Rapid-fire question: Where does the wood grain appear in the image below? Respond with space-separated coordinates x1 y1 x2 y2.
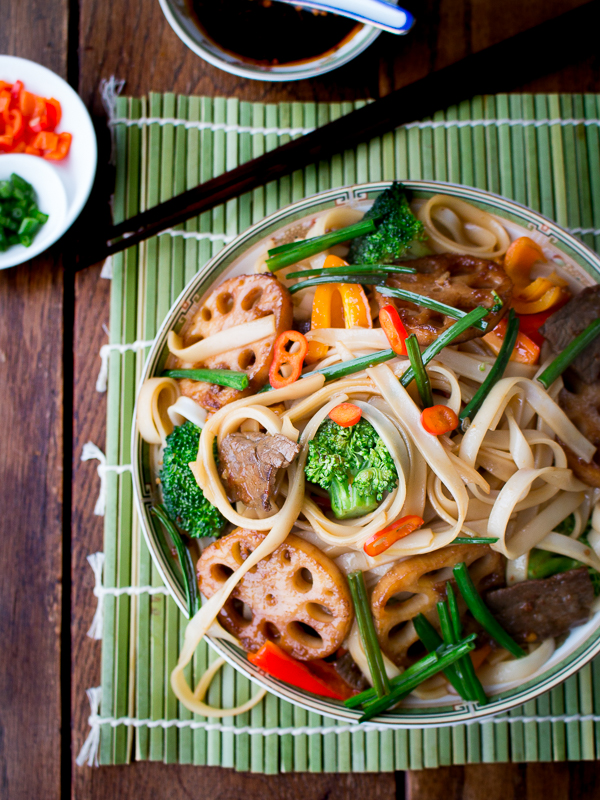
405 762 599 800
0 5 68 799
73 763 399 800
0 257 65 799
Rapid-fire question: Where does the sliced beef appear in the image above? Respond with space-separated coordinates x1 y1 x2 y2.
333 651 370 692
540 285 600 383
484 568 594 644
558 379 600 488
219 431 300 511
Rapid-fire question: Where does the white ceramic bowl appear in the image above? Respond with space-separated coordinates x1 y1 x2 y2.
133 181 600 727
0 56 97 268
0 154 68 269
158 0 382 81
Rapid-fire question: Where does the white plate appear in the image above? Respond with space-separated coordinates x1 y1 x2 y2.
0 55 97 269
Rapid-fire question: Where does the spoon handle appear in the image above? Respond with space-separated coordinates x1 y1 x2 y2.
274 0 414 35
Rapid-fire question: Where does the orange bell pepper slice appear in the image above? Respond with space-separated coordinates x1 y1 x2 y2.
44 131 72 160
483 316 540 364
504 236 545 288
306 255 372 363
512 285 568 315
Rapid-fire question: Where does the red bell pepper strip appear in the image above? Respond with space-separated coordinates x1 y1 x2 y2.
363 515 424 557
329 403 362 427
421 404 459 436
248 641 347 700
269 330 308 390
379 303 409 356
516 303 567 348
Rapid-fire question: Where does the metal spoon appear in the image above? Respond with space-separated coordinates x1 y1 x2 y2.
274 0 415 35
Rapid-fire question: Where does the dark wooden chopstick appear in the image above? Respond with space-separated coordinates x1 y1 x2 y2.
86 0 599 267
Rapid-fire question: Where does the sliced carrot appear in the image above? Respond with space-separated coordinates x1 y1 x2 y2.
421 405 459 436
483 317 540 364
329 402 362 427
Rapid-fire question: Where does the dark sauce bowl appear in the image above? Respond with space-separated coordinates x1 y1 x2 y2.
159 0 381 81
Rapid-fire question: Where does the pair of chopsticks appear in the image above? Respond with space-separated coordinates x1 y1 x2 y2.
85 0 599 268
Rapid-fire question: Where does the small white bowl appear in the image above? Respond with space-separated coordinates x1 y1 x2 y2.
0 55 98 269
159 0 382 82
0 154 68 270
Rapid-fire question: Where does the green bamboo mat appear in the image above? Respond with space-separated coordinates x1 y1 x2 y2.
93 92 600 770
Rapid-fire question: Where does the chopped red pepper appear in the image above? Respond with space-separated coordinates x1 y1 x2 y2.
304 659 358 701
379 303 409 356
483 316 540 364
0 79 71 159
516 303 567 348
269 330 308 390
364 515 424 557
328 402 362 427
248 641 347 700
421 404 459 436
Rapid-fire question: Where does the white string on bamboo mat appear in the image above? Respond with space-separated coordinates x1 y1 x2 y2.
80 442 132 515
107 115 600 135
96 339 155 392
75 683 600 767
85 552 170 640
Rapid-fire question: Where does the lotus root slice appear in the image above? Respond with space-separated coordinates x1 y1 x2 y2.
370 544 504 666
197 528 354 661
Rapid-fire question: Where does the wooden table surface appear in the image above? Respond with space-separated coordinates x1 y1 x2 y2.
1 0 599 797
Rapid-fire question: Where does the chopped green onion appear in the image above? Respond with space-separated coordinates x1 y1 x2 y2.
452 537 499 545
436 601 473 700
405 334 433 408
413 614 467 698
537 318 600 389
289 274 386 295
344 649 441 710
347 571 390 699
490 290 503 313
378 286 488 332
151 505 199 618
266 219 377 271
446 583 488 705
285 264 417 280
459 309 519 428
308 348 396 382
356 637 477 722
453 562 526 658
162 368 250 390
400 306 489 389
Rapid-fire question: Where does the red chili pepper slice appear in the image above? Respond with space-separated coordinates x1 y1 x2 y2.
248 641 347 700
328 402 362 427
379 304 409 356
364 515 424 557
421 405 459 436
269 330 308 390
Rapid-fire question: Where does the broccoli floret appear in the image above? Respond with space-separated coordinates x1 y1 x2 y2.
305 418 398 519
348 182 429 265
160 420 227 538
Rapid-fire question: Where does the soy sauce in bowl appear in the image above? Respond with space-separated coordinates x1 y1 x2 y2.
187 0 362 66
